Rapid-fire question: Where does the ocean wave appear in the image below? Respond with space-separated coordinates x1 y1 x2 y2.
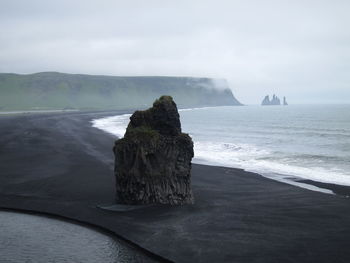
178 106 229 112
194 141 350 186
92 112 350 187
91 114 130 138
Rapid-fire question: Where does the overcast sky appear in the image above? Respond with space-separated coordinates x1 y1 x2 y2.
1 0 349 104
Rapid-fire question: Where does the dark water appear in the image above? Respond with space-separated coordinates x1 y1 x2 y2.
180 104 350 187
0 211 155 263
93 104 350 189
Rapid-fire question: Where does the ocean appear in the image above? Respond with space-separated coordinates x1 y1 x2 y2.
92 104 350 192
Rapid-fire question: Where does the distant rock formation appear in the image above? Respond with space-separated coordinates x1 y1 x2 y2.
261 94 282 106
283 96 288 106
271 95 281 105
113 96 194 205
262 95 271 105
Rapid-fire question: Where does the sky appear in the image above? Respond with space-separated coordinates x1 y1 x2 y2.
0 0 349 104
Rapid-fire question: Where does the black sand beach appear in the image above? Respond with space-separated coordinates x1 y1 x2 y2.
1 111 350 262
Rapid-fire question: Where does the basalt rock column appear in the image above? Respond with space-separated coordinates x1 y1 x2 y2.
113 96 194 205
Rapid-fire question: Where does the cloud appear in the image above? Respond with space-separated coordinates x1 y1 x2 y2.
0 0 349 104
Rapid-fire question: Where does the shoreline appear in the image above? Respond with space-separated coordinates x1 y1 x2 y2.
1 111 350 262
0 207 170 262
91 111 350 197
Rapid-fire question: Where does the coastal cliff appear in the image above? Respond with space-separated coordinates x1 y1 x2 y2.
0 72 242 110
113 96 194 205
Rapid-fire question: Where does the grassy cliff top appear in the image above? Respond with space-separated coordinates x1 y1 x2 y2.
0 72 242 111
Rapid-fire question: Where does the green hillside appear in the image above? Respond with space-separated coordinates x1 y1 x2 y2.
0 72 242 111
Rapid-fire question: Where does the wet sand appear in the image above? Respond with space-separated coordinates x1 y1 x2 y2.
1 111 350 262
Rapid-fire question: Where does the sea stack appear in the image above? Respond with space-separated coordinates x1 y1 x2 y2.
113 96 194 205
262 95 271 105
261 94 282 106
283 96 288 106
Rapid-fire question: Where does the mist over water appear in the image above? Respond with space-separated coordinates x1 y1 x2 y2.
92 105 350 188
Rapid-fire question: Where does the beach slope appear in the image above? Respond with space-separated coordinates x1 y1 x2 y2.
1 112 350 262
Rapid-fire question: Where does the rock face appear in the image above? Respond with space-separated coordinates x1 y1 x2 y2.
283 96 288 106
262 95 271 105
0 72 243 111
271 95 281 105
113 96 194 205
261 94 281 106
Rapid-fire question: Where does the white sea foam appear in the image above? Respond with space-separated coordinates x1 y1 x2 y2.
193 140 350 187
91 107 219 136
178 106 219 112
91 114 130 138
91 105 350 191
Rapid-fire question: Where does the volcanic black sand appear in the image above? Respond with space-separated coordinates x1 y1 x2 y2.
1 111 350 263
